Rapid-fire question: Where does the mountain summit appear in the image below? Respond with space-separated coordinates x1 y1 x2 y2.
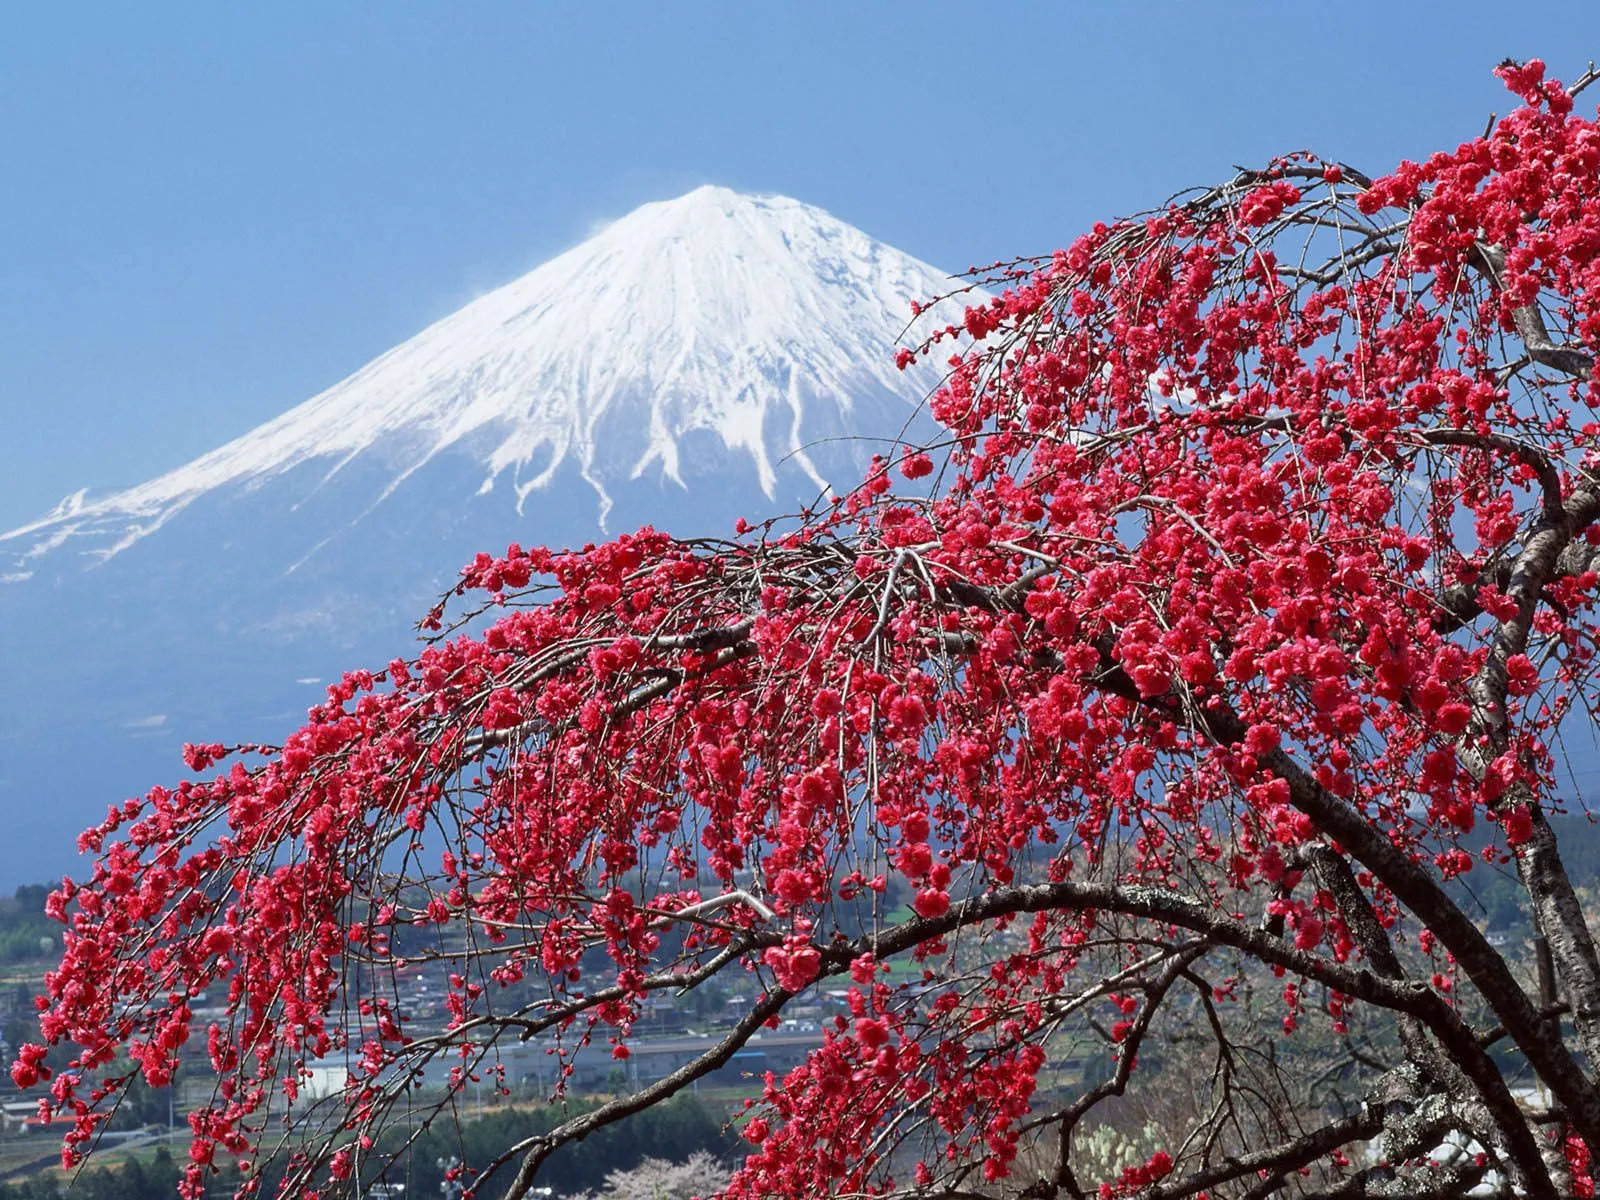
0 188 971 880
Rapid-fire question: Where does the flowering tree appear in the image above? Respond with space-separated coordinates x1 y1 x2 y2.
576 1151 731 1200
23 58 1600 1200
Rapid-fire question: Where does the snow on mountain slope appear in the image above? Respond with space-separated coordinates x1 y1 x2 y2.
3 186 966 569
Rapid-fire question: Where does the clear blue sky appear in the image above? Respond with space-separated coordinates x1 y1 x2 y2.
3 3 1596 530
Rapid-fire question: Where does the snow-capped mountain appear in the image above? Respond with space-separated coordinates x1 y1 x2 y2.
5 186 957 568
0 186 970 882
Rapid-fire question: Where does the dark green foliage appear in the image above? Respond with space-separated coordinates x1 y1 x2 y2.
0 887 59 966
0 1147 182 1200
0 1095 734 1199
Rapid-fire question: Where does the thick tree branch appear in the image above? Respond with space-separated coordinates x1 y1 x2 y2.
1461 479 1600 1072
1469 242 1595 378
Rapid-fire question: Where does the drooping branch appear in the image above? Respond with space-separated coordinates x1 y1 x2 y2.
1141 1106 1385 1200
491 987 794 1200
